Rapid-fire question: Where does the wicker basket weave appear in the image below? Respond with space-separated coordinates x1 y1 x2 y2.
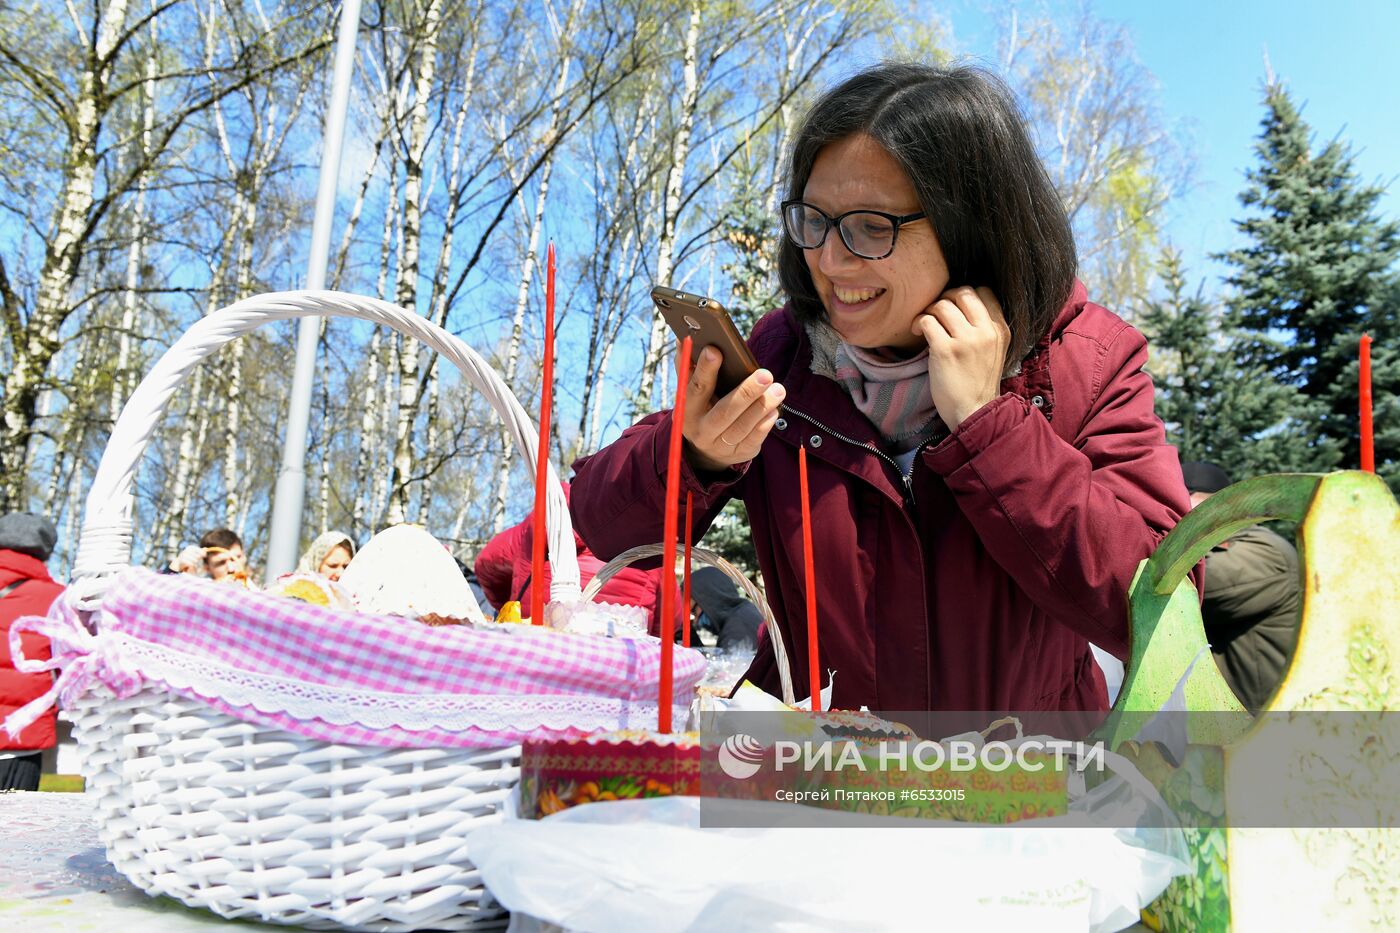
58 291 625 931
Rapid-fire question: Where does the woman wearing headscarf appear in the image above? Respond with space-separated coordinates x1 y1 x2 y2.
297 531 356 582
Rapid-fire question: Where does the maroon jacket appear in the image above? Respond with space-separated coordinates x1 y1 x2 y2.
476 488 683 635
1 550 64 750
571 282 1193 712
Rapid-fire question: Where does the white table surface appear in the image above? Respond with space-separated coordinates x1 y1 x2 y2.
0 791 285 931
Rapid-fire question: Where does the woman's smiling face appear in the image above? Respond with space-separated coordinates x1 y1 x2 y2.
801 133 950 351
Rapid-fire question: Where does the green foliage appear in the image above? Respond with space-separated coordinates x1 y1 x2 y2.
701 498 759 579
719 197 781 335
876 1 952 64
1218 81 1400 483
1140 249 1333 481
995 9 1184 313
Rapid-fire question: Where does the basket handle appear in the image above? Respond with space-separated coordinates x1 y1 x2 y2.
1101 473 1325 732
73 290 579 605
1142 473 1323 595
581 543 795 706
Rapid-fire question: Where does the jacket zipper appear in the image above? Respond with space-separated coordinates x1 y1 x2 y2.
777 401 940 711
779 403 943 506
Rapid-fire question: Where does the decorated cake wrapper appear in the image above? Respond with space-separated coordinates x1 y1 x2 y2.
698 688 1069 824
520 730 703 818
520 726 1092 827
523 699 1074 826
813 742 1070 823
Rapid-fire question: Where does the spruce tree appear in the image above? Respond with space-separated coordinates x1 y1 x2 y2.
1219 80 1399 480
1140 249 1323 480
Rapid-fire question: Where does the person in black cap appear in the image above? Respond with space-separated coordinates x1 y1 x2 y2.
689 567 762 653
1182 461 1302 712
0 513 66 790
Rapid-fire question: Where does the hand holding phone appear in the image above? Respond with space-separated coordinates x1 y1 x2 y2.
651 286 785 471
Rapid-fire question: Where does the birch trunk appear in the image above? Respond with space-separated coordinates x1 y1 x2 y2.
351 148 401 534
110 29 158 424
486 0 584 533
636 0 702 410
316 317 331 535
40 320 98 512
223 182 259 530
60 445 86 577
487 150 558 534
417 363 441 524
0 0 130 509
161 228 235 555
448 466 479 553
370 333 400 528
351 328 385 535
415 43 478 526
385 0 445 527
161 363 210 556
587 335 617 454
576 74 659 452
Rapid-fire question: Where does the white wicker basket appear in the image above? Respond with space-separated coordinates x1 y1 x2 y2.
62 291 592 931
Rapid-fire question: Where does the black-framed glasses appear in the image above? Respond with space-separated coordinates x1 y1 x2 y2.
780 199 926 260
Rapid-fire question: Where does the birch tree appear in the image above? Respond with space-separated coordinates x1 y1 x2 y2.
384 0 445 526
202 0 318 529
0 0 330 511
630 0 875 410
998 7 1188 310
482 0 587 533
635 0 703 409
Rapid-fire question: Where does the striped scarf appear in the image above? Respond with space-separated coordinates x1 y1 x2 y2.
805 320 942 453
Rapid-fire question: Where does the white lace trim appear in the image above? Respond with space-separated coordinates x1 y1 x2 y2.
113 634 687 734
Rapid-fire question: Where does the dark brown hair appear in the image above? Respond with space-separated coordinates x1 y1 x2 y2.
777 62 1076 363
199 528 243 552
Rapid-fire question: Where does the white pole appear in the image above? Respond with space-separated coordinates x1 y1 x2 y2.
265 0 362 583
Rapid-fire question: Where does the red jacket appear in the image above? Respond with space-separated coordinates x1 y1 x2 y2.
1 550 64 750
571 283 1194 712
475 499 682 635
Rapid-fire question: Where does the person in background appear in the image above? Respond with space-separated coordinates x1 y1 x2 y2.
689 566 762 652
296 531 356 582
475 484 683 635
200 528 248 584
1182 461 1302 713
0 513 65 791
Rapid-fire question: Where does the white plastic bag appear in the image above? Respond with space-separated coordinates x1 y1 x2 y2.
469 785 1188 933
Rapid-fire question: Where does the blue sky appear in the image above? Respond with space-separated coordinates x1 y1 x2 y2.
936 0 1400 292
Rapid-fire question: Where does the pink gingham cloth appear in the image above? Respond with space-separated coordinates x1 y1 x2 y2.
4 568 705 748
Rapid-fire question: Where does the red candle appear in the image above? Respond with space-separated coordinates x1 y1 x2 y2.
682 492 694 648
658 337 692 732
1361 334 1374 473
530 242 557 625
799 445 819 712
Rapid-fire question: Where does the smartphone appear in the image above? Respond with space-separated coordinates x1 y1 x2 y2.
651 285 759 397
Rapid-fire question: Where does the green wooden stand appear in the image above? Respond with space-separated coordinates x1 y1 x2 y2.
1097 472 1400 930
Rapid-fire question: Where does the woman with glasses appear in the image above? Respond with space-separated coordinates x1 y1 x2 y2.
570 62 1193 714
